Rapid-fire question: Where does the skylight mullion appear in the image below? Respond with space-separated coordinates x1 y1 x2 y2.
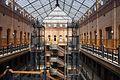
23 0 38 9
30 0 55 15
49 0 53 10
74 0 89 8
73 0 86 19
38 0 48 16
63 0 65 11
68 0 74 15
27 0 43 19
59 0 84 15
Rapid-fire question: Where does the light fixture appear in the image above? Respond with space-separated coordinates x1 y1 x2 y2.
111 30 113 34
12 32 15 36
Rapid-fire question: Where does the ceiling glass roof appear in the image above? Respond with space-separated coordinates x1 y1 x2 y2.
15 0 96 22
43 7 72 24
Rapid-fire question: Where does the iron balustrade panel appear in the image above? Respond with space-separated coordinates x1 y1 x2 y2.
0 44 29 56
81 44 119 65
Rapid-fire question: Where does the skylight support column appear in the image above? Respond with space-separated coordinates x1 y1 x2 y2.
49 0 52 10
96 0 99 46
63 0 65 11
56 0 59 7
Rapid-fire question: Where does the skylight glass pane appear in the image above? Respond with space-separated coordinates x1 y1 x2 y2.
32 0 42 9
73 1 80 10
16 0 29 7
37 8 45 14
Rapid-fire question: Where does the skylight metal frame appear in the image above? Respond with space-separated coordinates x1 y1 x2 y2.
15 0 96 21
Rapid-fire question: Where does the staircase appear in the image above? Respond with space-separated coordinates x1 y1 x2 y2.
50 68 64 78
50 57 64 66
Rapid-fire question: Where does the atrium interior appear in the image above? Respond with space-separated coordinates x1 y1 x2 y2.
0 0 120 80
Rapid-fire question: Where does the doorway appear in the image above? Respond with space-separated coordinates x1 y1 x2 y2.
24 32 26 44
27 33 30 44
90 32 92 45
94 31 97 45
14 30 17 46
99 29 102 46
20 31 22 44
7 29 10 47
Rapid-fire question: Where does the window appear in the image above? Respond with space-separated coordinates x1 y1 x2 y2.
90 32 92 44
54 35 56 41
48 35 50 41
106 27 112 40
107 31 112 39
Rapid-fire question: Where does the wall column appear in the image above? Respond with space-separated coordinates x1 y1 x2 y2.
113 0 117 48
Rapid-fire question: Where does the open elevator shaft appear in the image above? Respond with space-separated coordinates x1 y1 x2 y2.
66 21 81 80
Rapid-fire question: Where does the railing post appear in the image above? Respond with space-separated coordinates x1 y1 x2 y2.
102 44 104 58
2 47 4 55
118 45 120 64
93 44 94 54
10 43 13 53
112 50 114 63
87 43 88 51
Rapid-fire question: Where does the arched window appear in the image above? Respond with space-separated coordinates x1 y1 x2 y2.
24 32 26 44
20 31 22 44
90 32 92 44
13 30 17 46
94 31 97 45
99 29 102 45
54 35 56 41
7 29 10 46
48 35 50 41
27 33 30 44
